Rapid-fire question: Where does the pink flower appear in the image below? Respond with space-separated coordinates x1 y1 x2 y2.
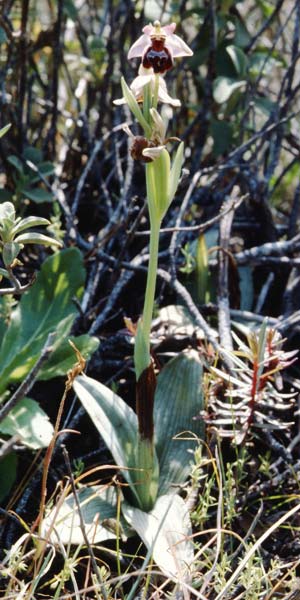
128 21 193 74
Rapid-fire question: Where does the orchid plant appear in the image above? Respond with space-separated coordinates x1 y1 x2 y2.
43 22 204 581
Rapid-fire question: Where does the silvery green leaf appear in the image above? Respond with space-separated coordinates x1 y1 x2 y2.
122 494 194 578
0 397 53 449
154 349 204 495
0 202 15 220
169 141 184 207
11 216 50 237
0 268 9 279
120 78 152 138
73 375 159 511
13 232 63 247
43 485 130 545
73 375 142 508
2 242 22 267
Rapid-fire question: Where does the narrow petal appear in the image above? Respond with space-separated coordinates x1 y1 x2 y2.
167 33 193 57
128 33 151 59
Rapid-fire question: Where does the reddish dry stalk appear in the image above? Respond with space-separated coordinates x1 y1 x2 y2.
135 361 156 440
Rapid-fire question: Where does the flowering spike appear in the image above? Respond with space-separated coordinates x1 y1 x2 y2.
128 21 193 73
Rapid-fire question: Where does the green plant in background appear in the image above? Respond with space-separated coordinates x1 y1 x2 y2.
44 21 205 580
188 0 285 158
1 146 55 206
0 201 61 293
0 248 99 500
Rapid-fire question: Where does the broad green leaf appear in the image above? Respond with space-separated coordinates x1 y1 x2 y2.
122 494 194 577
7 315 74 383
25 161 55 184
226 45 248 77
211 119 234 157
2 242 22 266
73 374 159 511
43 485 130 545
14 232 62 247
232 16 251 48
0 397 53 449
7 155 24 174
37 335 99 381
0 452 17 502
73 375 142 508
154 350 204 495
0 248 85 394
23 188 54 203
0 267 9 279
169 142 184 207
22 146 43 164
213 77 246 104
63 0 79 20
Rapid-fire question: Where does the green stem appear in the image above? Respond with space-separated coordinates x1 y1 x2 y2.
153 74 159 110
143 82 152 132
142 216 160 346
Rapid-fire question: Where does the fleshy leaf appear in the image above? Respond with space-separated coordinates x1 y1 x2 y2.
0 397 54 449
73 374 159 511
154 349 204 495
122 494 194 578
11 216 51 236
14 232 62 247
2 242 22 267
43 485 130 545
73 375 141 507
